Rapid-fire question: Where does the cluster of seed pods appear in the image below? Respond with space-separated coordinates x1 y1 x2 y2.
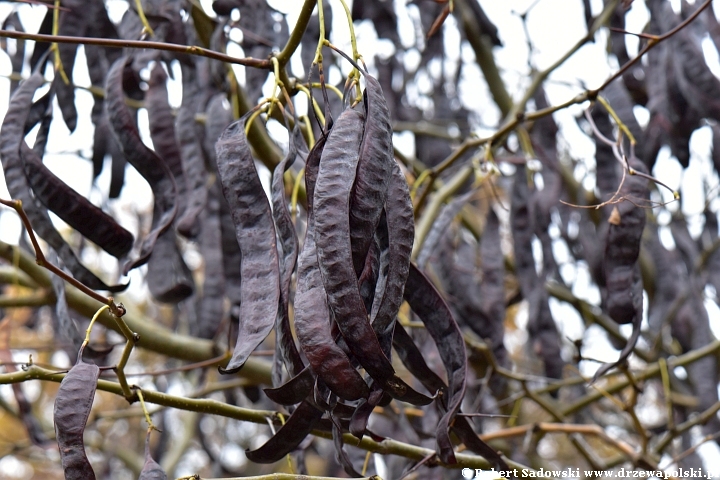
212 59 509 471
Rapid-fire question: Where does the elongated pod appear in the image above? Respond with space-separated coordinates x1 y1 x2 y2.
53 350 100 480
214 112 281 374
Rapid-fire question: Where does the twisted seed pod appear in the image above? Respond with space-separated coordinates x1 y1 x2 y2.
245 400 324 463
105 57 178 273
1 68 125 291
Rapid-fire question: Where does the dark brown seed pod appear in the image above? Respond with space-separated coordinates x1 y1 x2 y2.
403 264 467 464
392 323 510 471
53 349 100 480
479 208 509 372
370 160 413 357
139 430 167 480
264 367 314 405
245 400 324 463
331 410 362 477
214 113 281 374
358 238 381 317
21 143 134 259
349 383 385 439
220 194 243 313
175 74 208 238
1 13 25 94
291 110 368 401
314 107 430 405
146 63 188 217
1 69 126 292
146 230 194 303
348 75 394 276
53 0 86 132
193 183 226 340
145 64 196 302
105 57 178 274
271 122 306 383
594 158 649 381
294 213 369 401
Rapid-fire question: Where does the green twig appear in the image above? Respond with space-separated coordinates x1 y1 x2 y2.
0 365 528 471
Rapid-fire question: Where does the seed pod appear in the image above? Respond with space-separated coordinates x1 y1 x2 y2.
1 13 25 95
403 264 467 464
314 107 430 404
53 0 86 132
359 238 381 320
203 93 234 172
594 159 648 380
146 230 194 303
331 410 362 477
86 43 110 178
591 103 620 222
214 113 281 374
291 109 368 400
193 183 226 340
29 10 53 70
348 76 394 276
175 74 208 238
479 208 509 374
53 349 100 480
603 162 648 325
139 431 167 480
245 400 324 463
264 367 314 405
271 122 306 383
145 63 196 303
416 190 474 269
370 161 413 357
21 143 134 259
1 69 126 292
392 323 510 471
511 165 563 381
146 63 188 217
294 213 369 401
105 57 178 273
219 194 243 314
349 383 385 439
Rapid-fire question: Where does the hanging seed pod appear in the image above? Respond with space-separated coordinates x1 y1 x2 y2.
214 112 281 374
139 430 167 480
53 347 100 480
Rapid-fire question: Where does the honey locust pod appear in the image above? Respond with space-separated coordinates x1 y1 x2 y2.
1 64 127 292
271 115 306 384
593 158 649 381
53 347 100 480
214 111 281 374
294 108 370 401
313 104 431 405
139 430 167 480
105 57 179 274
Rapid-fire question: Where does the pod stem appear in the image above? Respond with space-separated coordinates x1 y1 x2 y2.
0 198 127 317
